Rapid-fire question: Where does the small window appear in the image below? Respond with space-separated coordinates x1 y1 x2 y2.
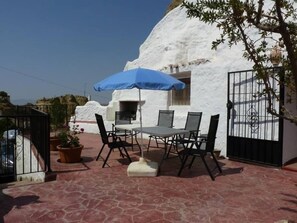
171 72 191 105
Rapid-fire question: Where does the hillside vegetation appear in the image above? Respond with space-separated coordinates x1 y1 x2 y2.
36 95 87 107
166 0 183 14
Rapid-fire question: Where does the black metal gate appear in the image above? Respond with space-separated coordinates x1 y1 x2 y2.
227 68 283 166
0 107 51 183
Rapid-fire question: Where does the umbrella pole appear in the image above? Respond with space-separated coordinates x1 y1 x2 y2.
138 89 144 158
127 89 158 177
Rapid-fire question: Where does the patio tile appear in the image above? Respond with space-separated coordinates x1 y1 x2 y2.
1 133 297 223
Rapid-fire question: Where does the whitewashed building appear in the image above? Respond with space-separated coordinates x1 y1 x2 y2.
74 2 297 166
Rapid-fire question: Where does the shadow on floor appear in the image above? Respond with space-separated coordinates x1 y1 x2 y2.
0 183 40 223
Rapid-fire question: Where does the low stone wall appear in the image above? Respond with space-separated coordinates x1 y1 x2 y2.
15 135 45 182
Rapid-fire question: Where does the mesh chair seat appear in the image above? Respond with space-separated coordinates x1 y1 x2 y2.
113 111 132 138
147 110 174 151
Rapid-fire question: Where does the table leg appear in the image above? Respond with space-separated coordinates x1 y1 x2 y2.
158 137 169 170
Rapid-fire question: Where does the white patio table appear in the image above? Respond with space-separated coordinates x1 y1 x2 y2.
115 124 189 169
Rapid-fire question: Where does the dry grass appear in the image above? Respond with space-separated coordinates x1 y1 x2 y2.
166 0 183 14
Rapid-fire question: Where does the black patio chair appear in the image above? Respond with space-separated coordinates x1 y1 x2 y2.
112 111 140 151
95 113 132 168
147 110 174 152
112 111 132 139
114 111 132 125
167 112 202 158
177 114 222 181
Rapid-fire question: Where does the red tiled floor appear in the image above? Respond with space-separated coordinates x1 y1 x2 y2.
1 133 297 223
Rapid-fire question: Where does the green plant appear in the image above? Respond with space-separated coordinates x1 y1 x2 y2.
58 124 84 148
50 98 67 136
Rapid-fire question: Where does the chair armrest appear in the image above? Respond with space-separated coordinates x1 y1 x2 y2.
106 129 130 142
106 130 119 141
198 134 207 139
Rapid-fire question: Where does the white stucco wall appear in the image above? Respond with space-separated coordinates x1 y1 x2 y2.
73 100 112 133
16 136 45 182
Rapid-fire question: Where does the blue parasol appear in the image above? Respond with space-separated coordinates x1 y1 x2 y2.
93 67 185 158
93 67 185 91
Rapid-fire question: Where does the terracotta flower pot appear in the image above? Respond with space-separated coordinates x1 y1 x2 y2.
57 145 84 163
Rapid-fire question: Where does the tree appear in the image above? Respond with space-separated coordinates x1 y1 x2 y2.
49 98 67 136
182 0 297 125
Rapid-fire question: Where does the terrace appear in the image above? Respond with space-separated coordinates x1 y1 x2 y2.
1 132 297 222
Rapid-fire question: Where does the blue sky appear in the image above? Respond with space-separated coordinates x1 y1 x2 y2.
0 0 172 104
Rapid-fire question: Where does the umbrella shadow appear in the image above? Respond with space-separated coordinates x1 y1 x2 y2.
127 149 245 179
117 157 137 165
0 184 40 223
53 158 91 173
218 166 244 176
166 164 244 179
163 156 244 179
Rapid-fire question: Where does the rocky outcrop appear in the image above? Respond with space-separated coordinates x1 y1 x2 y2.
36 94 88 117
166 0 183 14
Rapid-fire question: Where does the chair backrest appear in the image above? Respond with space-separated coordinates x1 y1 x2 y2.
184 112 202 138
157 110 174 127
115 111 131 125
95 113 109 144
205 114 220 152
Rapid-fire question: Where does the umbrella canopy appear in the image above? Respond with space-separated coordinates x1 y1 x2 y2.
93 67 185 159
93 68 185 91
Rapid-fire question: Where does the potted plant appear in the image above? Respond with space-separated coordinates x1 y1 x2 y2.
57 124 84 163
